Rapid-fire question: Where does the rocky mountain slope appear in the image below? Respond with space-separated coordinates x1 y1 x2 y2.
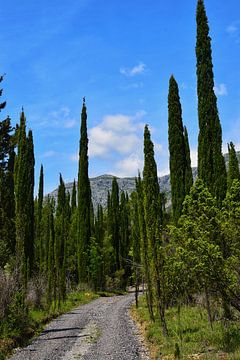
49 151 236 211
50 169 198 211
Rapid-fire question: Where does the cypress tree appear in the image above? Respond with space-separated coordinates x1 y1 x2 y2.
0 76 15 264
45 197 55 305
136 175 154 320
55 174 67 305
15 110 28 284
119 191 130 289
0 118 15 264
94 204 104 289
168 75 187 223
25 130 35 275
184 126 193 195
36 165 44 270
196 0 227 202
227 142 240 191
130 190 141 308
143 125 168 336
77 98 91 282
110 177 120 271
71 179 77 211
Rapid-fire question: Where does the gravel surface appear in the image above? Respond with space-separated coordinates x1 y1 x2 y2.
9 293 149 360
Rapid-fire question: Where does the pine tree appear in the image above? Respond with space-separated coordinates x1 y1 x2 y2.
196 0 227 202
227 142 240 191
143 125 168 335
77 98 91 282
168 76 187 223
183 126 193 195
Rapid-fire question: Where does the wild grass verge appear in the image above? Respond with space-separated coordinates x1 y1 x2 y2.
0 290 99 360
131 295 240 359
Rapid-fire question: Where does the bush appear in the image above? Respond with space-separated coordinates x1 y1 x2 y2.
0 268 17 320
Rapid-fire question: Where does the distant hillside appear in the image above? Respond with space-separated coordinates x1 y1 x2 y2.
49 151 237 210
49 169 198 211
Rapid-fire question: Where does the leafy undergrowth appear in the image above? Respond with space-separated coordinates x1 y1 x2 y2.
132 296 240 359
0 290 99 360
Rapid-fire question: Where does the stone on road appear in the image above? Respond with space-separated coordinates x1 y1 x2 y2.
9 293 149 360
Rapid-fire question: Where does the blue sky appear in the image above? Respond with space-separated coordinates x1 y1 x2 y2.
1 0 240 193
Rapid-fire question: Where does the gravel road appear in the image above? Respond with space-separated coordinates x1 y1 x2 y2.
9 293 149 360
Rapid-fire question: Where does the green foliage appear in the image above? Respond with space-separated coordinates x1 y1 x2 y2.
168 76 189 224
143 125 168 335
55 174 69 305
136 174 154 321
77 98 91 282
15 110 35 284
196 0 227 203
71 179 77 211
169 180 219 293
133 296 240 358
0 291 31 339
183 126 193 196
0 79 15 266
88 237 102 291
227 142 240 191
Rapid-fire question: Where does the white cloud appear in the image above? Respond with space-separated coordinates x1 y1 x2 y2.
120 62 147 77
155 143 163 155
114 154 144 177
42 150 57 158
64 119 77 128
70 153 78 162
40 107 77 129
89 111 146 158
226 24 238 34
190 148 198 168
214 83 227 96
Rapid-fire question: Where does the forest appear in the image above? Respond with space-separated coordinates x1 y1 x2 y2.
1 0 240 358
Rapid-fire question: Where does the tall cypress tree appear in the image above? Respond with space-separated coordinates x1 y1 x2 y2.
110 177 120 271
71 179 77 211
196 0 227 202
77 98 91 282
130 190 141 308
36 165 44 270
15 110 28 284
119 191 130 288
143 125 168 336
26 130 35 274
136 175 154 320
227 142 240 191
184 126 193 195
55 174 67 305
168 75 187 223
0 76 15 264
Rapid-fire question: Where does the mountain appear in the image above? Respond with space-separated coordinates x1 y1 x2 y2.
49 169 198 211
49 151 236 211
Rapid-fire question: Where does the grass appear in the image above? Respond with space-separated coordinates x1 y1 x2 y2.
132 295 240 359
0 290 99 359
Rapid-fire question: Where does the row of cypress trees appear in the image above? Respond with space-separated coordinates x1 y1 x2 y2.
1 0 240 340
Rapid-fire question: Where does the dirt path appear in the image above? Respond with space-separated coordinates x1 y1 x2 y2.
9 293 149 360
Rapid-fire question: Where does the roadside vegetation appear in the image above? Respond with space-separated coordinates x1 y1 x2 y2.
1 0 240 359
133 296 240 359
